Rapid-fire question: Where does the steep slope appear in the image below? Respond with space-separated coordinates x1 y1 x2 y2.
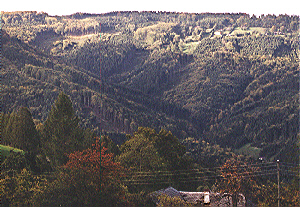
2 11 299 162
2 29 198 141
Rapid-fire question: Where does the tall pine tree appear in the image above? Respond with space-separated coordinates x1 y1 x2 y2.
42 92 84 167
3 112 17 146
3 108 40 153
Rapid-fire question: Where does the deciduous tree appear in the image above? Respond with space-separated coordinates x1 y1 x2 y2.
35 137 130 207
118 127 190 172
216 155 259 207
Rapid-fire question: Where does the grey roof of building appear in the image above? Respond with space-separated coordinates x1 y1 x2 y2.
151 187 246 207
150 186 185 204
155 186 184 199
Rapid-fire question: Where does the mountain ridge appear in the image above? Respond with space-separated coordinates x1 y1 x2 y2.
2 11 299 162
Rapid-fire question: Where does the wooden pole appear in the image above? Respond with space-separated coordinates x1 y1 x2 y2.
277 160 280 207
99 134 102 201
99 22 102 203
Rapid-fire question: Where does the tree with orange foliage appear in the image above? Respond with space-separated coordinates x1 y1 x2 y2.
216 155 259 207
64 137 129 206
65 137 125 186
34 138 132 207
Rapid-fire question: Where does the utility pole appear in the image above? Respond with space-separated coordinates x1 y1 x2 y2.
277 160 280 207
99 22 102 204
99 134 102 202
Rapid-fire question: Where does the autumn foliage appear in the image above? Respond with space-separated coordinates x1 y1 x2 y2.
32 137 131 206
64 137 126 190
216 155 259 207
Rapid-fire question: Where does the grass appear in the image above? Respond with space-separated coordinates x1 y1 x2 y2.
235 143 262 159
231 27 252 35
230 27 268 36
0 144 24 159
249 27 268 34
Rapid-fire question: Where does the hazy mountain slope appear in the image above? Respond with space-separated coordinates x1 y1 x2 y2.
2 11 299 162
2 29 197 141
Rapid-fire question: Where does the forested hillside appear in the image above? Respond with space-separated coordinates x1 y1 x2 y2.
1 11 300 205
2 11 299 163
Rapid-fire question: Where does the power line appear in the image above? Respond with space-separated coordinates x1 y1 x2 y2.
127 162 277 176
280 162 300 167
126 168 277 179
127 168 278 180
127 168 277 179
122 161 300 186
124 168 279 183
124 171 279 185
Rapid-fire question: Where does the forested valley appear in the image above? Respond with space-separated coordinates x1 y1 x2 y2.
1 11 299 206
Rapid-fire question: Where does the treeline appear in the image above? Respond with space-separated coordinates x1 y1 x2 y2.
2 11 299 42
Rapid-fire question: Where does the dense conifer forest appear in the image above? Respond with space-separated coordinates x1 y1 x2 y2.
1 11 299 206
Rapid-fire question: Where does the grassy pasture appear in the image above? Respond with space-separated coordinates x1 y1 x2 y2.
1 144 24 160
230 27 268 36
235 143 262 159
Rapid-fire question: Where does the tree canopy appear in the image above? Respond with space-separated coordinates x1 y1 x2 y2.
42 92 87 167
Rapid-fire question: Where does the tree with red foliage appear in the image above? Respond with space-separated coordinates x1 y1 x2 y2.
63 137 129 206
65 137 126 192
34 138 133 207
216 155 259 207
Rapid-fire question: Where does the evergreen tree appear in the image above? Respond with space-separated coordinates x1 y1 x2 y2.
3 108 40 153
17 107 40 152
4 112 15 145
2 112 15 146
42 92 84 167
